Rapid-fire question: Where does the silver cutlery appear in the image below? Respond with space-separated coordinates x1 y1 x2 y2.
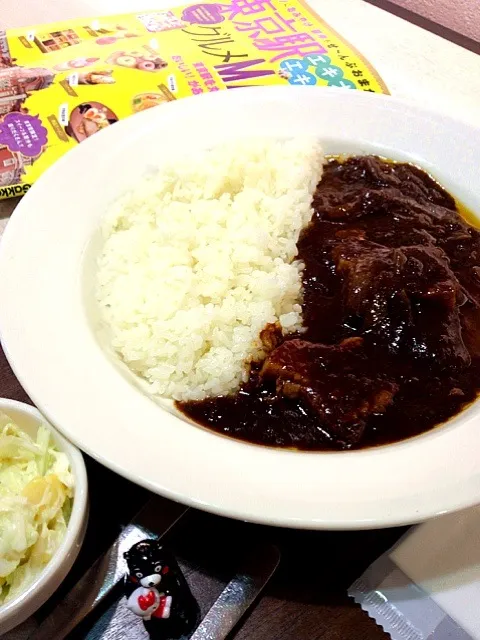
32 496 188 640
190 544 280 640
32 495 280 640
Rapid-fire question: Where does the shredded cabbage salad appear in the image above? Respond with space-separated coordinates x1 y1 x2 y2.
0 412 74 604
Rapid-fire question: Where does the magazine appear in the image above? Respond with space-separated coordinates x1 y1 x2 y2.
0 1 387 199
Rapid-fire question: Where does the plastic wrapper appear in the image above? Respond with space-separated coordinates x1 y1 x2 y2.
349 507 480 640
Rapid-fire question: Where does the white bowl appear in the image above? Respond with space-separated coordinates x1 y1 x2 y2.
1 86 480 529
0 399 88 635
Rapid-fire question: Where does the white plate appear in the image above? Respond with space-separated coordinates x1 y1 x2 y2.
1 86 480 530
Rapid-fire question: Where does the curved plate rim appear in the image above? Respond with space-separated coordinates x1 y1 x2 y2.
1 86 480 529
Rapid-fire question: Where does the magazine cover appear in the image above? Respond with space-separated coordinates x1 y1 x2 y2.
0 1 388 199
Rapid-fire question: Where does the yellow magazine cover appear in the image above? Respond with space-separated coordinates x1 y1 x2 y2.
0 1 387 199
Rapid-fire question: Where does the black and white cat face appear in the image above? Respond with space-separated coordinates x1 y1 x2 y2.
124 539 170 588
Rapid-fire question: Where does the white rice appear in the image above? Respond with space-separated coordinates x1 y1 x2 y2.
96 138 325 401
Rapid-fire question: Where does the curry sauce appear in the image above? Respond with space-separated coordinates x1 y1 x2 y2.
178 156 480 450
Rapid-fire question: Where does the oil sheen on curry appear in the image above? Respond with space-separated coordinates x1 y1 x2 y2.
178 156 480 451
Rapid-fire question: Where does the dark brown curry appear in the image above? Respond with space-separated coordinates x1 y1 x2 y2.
178 156 480 450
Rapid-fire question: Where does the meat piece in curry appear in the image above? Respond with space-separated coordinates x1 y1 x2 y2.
332 236 470 368
260 336 398 447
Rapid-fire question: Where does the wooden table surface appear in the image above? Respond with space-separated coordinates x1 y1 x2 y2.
2 0 480 637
